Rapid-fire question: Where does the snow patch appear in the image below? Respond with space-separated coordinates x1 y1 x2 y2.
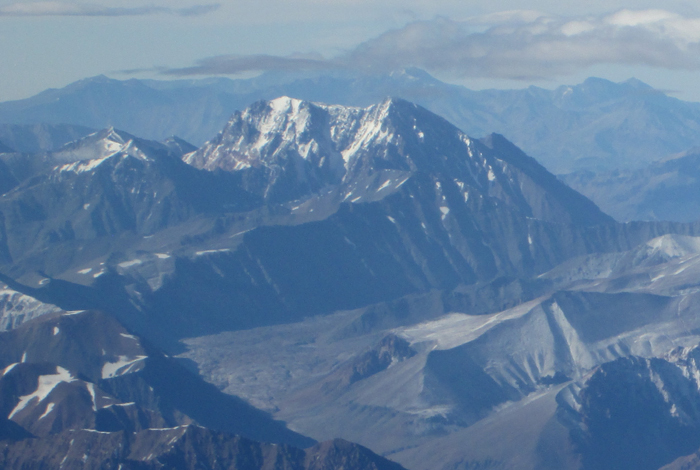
118 259 142 269
39 403 55 420
63 310 86 316
195 248 231 256
340 110 392 166
59 155 111 174
101 356 147 379
229 228 253 239
53 326 60 336
396 176 410 188
2 363 18 376
646 235 700 258
377 180 392 191
77 268 92 275
9 367 75 419
105 402 136 408
86 383 97 411
398 299 541 350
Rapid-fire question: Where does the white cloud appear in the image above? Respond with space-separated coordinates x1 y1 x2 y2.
158 9 700 80
0 1 220 17
163 54 340 76
604 9 677 27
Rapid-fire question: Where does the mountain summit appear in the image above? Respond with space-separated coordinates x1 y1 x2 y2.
185 96 613 226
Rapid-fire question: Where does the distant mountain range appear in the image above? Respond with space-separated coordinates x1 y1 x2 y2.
562 148 700 222
2 95 700 469
3 71 700 173
0 123 95 153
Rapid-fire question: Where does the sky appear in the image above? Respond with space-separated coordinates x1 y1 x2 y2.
3 0 700 102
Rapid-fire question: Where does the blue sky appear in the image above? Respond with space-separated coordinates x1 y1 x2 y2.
3 0 700 101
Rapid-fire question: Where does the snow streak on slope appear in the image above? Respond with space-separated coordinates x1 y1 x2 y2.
101 355 147 379
9 366 75 419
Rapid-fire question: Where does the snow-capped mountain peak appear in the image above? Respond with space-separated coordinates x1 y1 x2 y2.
645 234 700 259
48 127 173 176
182 97 405 202
52 127 136 163
181 96 611 227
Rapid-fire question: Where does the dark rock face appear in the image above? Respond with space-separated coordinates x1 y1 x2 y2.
347 335 416 385
304 438 407 470
0 310 313 448
316 334 417 395
0 306 413 469
559 347 700 470
0 428 406 470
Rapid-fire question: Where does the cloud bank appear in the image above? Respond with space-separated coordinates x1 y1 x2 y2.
165 54 339 76
0 2 220 17
160 9 700 80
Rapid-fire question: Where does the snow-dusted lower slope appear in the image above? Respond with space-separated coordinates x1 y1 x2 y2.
180 233 700 470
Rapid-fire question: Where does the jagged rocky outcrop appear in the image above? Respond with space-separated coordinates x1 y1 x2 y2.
0 308 407 470
0 429 406 470
0 284 64 331
557 345 700 470
0 310 312 448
